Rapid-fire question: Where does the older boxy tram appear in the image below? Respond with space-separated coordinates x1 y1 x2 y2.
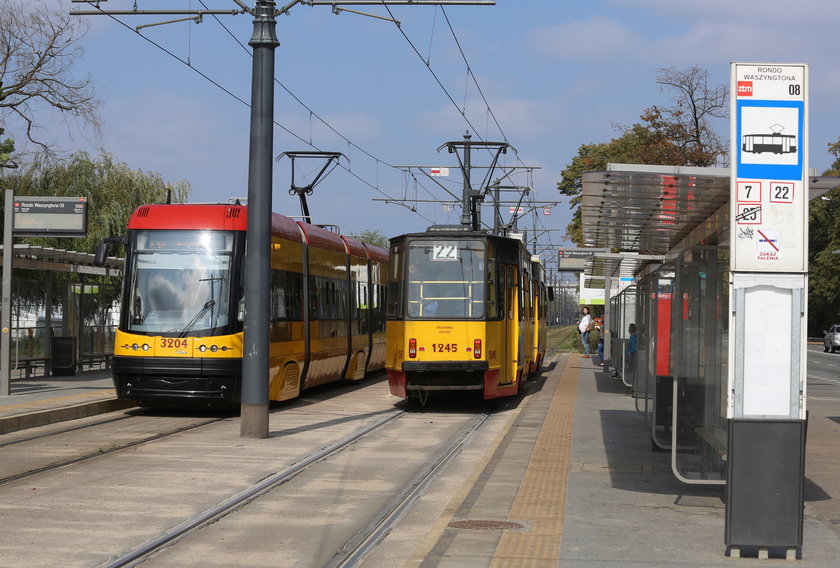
384 226 548 403
99 203 387 407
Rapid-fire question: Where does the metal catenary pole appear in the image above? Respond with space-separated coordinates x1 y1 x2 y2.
0 189 12 396
241 0 281 438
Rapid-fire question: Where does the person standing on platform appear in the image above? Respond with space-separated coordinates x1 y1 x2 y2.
625 323 638 379
578 306 594 358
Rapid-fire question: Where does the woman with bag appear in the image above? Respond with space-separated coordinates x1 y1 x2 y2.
578 306 594 358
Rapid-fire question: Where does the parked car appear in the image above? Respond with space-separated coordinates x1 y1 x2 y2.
824 324 840 352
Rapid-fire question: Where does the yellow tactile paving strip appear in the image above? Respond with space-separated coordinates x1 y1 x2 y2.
490 354 578 567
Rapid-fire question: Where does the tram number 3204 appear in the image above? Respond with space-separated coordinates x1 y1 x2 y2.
161 338 190 349
432 343 458 353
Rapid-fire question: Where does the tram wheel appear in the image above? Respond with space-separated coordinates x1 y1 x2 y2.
406 390 429 409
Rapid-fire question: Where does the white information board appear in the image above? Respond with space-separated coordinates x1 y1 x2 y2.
730 63 808 272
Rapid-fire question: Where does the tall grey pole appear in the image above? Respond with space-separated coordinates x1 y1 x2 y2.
1 189 12 396
241 0 279 438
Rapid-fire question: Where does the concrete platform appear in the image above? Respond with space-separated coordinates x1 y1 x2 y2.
1 355 839 565
0 369 134 434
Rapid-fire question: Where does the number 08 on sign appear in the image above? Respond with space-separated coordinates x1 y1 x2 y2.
731 62 808 272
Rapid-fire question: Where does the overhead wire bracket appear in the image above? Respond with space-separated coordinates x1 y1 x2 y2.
277 151 346 224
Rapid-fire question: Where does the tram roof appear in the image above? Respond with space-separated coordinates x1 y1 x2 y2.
0 244 122 277
580 163 840 278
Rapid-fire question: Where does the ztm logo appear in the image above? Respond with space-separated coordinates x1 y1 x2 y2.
737 81 753 97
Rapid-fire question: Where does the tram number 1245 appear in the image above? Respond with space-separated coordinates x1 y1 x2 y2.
432 343 458 353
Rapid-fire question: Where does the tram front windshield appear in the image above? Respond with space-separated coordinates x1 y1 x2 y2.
406 239 485 319
126 230 235 336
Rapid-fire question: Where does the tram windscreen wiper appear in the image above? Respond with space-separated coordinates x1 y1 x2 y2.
178 299 216 338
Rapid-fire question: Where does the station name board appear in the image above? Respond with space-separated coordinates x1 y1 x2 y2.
13 196 88 237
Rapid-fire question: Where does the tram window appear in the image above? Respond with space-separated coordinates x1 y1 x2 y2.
270 269 303 322
386 244 404 318
406 239 486 319
506 266 515 320
497 265 506 317
127 230 234 335
486 255 498 319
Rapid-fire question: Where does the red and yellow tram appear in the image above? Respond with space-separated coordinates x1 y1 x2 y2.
101 203 386 407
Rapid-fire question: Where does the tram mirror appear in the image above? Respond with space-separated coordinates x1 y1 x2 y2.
547 288 555 302
237 297 245 322
94 241 108 266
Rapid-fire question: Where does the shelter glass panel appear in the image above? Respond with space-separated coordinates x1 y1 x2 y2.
671 246 728 483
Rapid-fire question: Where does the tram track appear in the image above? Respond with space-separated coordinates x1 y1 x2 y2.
0 376 513 567
327 412 489 568
99 408 493 568
98 409 406 568
0 413 228 487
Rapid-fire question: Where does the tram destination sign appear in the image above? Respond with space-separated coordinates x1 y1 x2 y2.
730 62 807 272
12 196 88 237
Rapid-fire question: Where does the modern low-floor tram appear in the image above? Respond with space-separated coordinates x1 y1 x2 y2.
101 203 387 407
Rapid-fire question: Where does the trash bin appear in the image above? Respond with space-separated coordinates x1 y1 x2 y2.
51 336 76 376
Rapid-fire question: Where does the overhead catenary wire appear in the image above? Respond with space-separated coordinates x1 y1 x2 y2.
76 1 435 223
380 2 559 254
74 1 560 253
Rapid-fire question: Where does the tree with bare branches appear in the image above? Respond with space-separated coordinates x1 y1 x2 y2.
653 65 728 167
0 0 100 157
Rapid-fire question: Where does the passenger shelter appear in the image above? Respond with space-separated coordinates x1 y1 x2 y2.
580 163 839 484
0 244 122 392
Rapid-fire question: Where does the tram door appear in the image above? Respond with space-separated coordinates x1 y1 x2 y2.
671 246 728 483
505 265 519 384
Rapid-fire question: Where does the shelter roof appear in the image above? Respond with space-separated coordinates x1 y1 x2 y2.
580 163 840 278
0 244 122 277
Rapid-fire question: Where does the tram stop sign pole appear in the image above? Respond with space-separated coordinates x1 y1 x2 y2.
726 62 808 559
241 0 280 439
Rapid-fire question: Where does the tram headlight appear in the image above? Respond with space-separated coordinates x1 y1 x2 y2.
408 338 417 358
474 339 482 359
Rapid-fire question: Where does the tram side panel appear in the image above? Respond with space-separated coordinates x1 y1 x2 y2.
268 231 307 401
298 224 352 389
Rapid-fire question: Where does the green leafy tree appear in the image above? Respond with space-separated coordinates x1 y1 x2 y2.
1 151 190 254
349 229 390 249
807 139 840 335
0 127 13 165
1 152 190 318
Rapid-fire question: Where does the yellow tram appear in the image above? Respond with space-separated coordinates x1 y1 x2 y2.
385 227 546 402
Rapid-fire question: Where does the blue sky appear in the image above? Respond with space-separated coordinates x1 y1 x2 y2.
8 1 840 271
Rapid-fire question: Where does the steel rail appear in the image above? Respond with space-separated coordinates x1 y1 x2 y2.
98 409 405 568
327 412 490 568
0 414 131 448
0 416 227 487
